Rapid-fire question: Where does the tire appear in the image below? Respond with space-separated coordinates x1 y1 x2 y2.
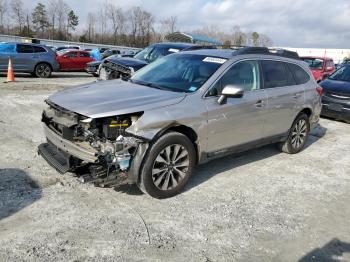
138 132 196 199
92 73 99 77
278 113 310 154
35 63 52 78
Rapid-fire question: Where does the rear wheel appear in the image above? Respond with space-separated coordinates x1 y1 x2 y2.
138 132 196 199
278 113 310 154
35 63 52 78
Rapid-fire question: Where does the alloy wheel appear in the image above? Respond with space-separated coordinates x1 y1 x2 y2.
36 64 51 77
291 119 307 150
151 144 189 191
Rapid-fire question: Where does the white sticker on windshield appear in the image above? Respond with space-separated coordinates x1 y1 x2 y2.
169 48 180 53
203 57 227 64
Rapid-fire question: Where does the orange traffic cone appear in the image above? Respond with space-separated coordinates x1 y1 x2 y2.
6 57 15 82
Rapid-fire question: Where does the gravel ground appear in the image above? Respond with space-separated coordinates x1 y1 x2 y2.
0 73 350 262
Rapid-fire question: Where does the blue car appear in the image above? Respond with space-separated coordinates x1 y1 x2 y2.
320 64 350 122
0 42 60 78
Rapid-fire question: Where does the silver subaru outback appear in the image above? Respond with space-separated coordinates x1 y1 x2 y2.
38 47 322 198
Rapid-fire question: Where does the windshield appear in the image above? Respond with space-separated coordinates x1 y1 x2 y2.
130 54 226 93
302 58 324 70
133 45 180 63
328 65 350 82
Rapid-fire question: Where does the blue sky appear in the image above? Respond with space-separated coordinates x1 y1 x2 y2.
25 0 350 48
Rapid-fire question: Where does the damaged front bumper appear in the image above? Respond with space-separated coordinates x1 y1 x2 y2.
38 124 149 186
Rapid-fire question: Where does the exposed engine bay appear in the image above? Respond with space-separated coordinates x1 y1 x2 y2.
39 100 146 187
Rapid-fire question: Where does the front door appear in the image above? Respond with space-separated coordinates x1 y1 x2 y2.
205 60 268 154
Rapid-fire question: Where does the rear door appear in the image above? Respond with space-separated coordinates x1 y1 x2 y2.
14 44 35 71
60 51 78 70
261 60 305 138
78 51 93 70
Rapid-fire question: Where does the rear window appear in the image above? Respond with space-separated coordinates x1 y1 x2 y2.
33 46 46 53
261 60 295 88
288 63 310 85
79 52 90 58
67 52 78 58
16 44 33 53
301 58 324 70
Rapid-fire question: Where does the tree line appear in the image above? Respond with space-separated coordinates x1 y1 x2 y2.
0 0 273 48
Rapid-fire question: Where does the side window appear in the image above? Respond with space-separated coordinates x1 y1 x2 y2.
288 63 310 85
261 60 295 88
67 52 77 58
16 44 34 53
33 46 46 53
79 52 90 58
326 60 334 69
208 60 260 96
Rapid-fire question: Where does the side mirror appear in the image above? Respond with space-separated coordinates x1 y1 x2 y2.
218 85 244 104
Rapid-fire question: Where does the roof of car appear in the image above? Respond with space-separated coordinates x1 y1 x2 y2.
2 42 46 47
301 56 333 60
177 47 301 60
176 48 235 58
152 42 195 49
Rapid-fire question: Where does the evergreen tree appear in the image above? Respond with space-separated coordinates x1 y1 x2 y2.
31 3 48 36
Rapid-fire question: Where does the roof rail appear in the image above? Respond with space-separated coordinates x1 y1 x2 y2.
232 46 300 60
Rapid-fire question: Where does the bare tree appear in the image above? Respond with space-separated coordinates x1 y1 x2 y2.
106 2 125 45
160 16 177 34
0 0 7 32
56 0 69 38
231 26 246 46
86 12 96 42
47 0 58 39
10 0 25 33
98 4 108 43
259 34 273 47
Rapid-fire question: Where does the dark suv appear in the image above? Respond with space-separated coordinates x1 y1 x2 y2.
0 42 59 78
98 42 208 80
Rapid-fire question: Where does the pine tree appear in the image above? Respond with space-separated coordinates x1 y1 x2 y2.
66 9 78 40
31 3 48 37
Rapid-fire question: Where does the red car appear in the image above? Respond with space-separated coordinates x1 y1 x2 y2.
301 56 335 82
56 50 95 71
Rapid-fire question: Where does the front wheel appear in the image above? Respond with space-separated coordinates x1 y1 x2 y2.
278 113 310 154
35 63 52 78
138 132 196 199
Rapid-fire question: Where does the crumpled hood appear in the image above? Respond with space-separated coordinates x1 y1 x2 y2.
86 61 102 67
320 79 350 94
48 79 186 118
106 56 148 70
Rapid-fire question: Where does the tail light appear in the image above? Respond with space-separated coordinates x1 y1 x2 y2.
316 86 323 96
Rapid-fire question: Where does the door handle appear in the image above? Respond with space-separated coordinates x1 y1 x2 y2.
255 100 264 107
293 93 302 99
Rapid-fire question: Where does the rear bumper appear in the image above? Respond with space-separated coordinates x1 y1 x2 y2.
42 124 98 163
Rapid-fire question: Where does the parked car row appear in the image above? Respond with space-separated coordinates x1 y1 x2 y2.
0 41 136 78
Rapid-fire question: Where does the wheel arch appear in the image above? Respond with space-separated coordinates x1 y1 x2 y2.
299 107 312 119
154 124 199 164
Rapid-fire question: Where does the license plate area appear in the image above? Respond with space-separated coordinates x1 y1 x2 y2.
328 103 343 112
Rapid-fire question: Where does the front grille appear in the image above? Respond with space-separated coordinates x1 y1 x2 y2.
103 61 131 75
